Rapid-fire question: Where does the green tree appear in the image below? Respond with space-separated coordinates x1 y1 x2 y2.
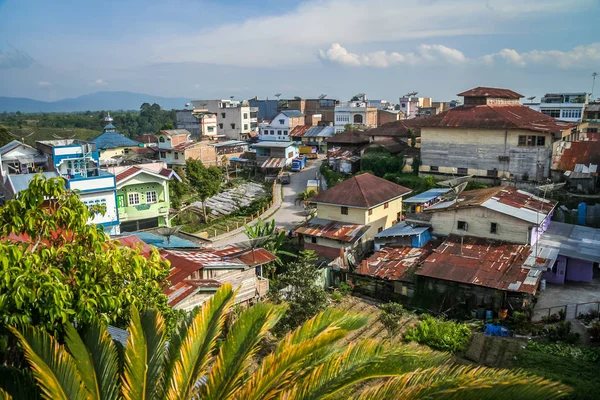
0 176 172 337
0 284 570 400
185 159 223 222
378 303 405 339
169 167 189 209
294 189 317 206
243 218 295 267
161 122 175 130
269 250 328 333
0 126 12 147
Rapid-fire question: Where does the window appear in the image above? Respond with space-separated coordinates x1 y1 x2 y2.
457 221 468 231
279 119 285 125
341 206 348 215
231 123 236 129
537 136 546 146
219 123 223 129
244 124 248 130
519 135 546 146
159 136 165 143
311 237 317 244
518 135 527 146
174 152 179 160
270 130 275 135
283 130 288 135
457 167 468 175
527 136 535 146
561 109 582 119
160 151 166 158
384 202 389 209
498 155 510 162
487 169 497 177
588 127 599 133
401 103 406 108
277 130 282 135
128 193 140 206
541 109 560 118
207 126 215 132
243 113 248 119
146 191 157 204
221 112 226 118
490 222 498 234
378 227 384 233
430 166 439 172
368 209 373 216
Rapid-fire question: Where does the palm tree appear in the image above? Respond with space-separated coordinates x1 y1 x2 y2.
0 284 570 400
244 218 295 266
294 189 317 206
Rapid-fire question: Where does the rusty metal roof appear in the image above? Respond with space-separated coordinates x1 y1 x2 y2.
310 173 412 208
457 87 523 99
364 118 427 137
417 236 540 294
356 242 437 282
552 133 600 174
326 130 370 144
420 104 574 133
261 157 286 169
425 186 557 224
295 218 370 243
290 125 311 137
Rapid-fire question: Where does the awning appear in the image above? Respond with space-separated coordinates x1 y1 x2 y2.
230 157 249 162
261 157 286 169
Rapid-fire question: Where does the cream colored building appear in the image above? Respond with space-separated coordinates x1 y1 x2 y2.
90 117 144 165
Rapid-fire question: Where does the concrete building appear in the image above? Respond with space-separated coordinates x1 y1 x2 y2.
192 100 257 140
377 109 403 126
36 139 120 234
108 162 181 232
0 140 48 175
176 109 201 137
90 116 144 166
248 98 279 121
399 96 432 119
334 94 378 133
278 97 337 125
258 110 305 142
525 92 589 123
155 129 218 167
419 87 574 183
253 141 299 171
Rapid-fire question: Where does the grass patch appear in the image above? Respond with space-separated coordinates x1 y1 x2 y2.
1 125 99 146
514 347 600 400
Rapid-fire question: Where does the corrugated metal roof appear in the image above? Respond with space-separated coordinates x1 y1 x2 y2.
8 172 60 194
538 222 600 263
0 140 33 155
211 140 248 147
128 231 202 249
261 157 286 169
326 131 369 144
552 134 600 174
290 125 311 137
295 218 370 243
160 129 191 136
417 236 539 294
133 133 158 144
374 222 429 238
356 243 437 281
304 126 335 138
457 87 524 99
403 188 452 204
90 131 141 150
280 110 304 118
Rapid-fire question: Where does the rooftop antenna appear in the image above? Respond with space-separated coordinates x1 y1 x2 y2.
527 96 536 102
405 91 418 97
155 225 182 245
274 93 281 100
592 72 598 101
52 128 77 140
318 94 327 100
8 129 36 143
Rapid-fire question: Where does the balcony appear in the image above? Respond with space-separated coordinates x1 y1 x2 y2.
119 201 169 221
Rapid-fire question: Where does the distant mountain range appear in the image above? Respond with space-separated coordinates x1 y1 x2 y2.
0 92 191 113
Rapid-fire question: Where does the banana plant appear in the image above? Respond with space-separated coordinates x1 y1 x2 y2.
0 284 570 400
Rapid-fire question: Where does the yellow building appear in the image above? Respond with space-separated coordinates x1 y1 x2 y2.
296 173 412 258
90 114 144 165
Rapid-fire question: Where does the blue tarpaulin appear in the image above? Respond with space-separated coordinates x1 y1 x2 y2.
484 324 511 337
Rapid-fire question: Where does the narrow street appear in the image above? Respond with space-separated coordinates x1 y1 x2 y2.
212 159 321 247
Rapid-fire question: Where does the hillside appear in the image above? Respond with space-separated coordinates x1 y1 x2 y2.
0 92 190 113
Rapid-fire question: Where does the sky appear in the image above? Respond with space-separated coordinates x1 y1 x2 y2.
1 0 599 103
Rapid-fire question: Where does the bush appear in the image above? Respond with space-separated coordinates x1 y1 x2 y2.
404 315 471 353
361 150 404 178
589 322 600 343
545 321 580 344
320 163 346 188
378 302 405 338
577 309 600 324
527 341 600 363
331 291 343 302
338 282 352 296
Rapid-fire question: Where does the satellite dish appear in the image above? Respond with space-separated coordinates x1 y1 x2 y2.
230 96 235 100
185 102 191 108
293 96 302 100
527 96 536 101
405 91 418 97
318 94 327 99
155 225 182 245
274 93 281 98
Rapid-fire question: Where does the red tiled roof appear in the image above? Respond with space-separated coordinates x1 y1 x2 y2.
356 243 437 282
295 218 370 243
457 87 523 99
115 166 141 183
365 118 427 137
417 236 539 294
420 104 575 133
290 125 311 137
552 133 600 173
116 234 155 257
326 130 370 145
310 173 412 208
133 133 158 144
172 141 204 151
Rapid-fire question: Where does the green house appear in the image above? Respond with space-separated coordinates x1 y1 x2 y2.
115 165 181 232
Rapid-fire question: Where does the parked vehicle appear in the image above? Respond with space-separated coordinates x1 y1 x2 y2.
291 156 307 172
279 173 291 184
300 146 318 159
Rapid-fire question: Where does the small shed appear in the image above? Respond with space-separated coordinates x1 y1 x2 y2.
403 188 452 213
373 222 431 250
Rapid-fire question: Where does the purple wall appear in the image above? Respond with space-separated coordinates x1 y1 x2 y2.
565 258 594 283
544 256 566 284
530 212 553 246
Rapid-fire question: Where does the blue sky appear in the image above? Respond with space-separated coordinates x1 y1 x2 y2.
1 0 599 102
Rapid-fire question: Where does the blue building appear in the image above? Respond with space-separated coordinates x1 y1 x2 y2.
90 115 144 165
248 98 279 121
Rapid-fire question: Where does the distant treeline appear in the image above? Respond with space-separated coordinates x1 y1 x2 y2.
0 103 177 139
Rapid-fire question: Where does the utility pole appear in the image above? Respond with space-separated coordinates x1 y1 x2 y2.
592 72 598 101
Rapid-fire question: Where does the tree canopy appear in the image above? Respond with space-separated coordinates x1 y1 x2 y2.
0 176 172 336
185 159 223 221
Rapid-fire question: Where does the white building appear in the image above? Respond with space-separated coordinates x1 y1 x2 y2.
334 94 377 133
399 96 432 119
258 110 305 142
525 92 589 123
192 100 258 140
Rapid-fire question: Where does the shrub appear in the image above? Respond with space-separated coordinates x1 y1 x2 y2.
589 322 600 343
577 309 600 324
331 291 343 302
404 315 471 353
527 341 600 363
558 309 566 321
378 302 405 338
338 282 352 296
545 321 580 344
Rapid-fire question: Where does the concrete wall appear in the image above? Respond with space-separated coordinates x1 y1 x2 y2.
419 128 554 181
185 144 218 166
565 257 594 283
377 110 401 126
427 207 533 244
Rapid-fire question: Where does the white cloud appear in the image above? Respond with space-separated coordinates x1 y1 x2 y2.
91 79 107 86
150 0 591 67
318 43 467 67
483 43 600 68
38 81 51 86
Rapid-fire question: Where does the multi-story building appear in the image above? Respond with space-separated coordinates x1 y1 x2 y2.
155 129 218 167
258 111 305 141
399 96 432 119
108 162 181 232
334 94 378 133
192 100 258 140
419 86 574 183
90 115 143 166
36 139 120 234
0 140 48 175
248 97 279 121
583 103 600 133
525 92 589 122
176 109 219 139
278 97 337 125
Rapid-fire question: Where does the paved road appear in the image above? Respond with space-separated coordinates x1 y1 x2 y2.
212 159 321 247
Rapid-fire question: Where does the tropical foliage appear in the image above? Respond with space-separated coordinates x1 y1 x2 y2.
378 302 405 339
0 284 571 400
269 250 328 334
404 314 471 353
184 159 224 222
244 218 295 266
0 176 172 337
294 189 317 206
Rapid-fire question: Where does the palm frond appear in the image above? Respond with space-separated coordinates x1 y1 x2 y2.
9 326 88 400
140 309 168 400
164 283 236 400
0 387 11 400
121 306 149 400
199 302 288 400
283 340 450 400
0 366 39 400
354 365 571 400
